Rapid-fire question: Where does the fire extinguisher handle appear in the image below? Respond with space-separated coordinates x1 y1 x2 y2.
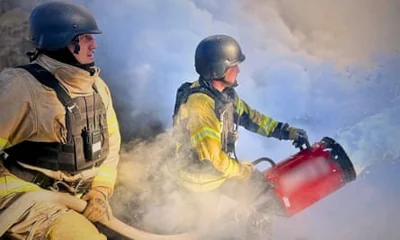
294 137 311 151
298 138 311 150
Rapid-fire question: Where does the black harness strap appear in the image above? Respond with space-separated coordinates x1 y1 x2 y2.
17 64 79 114
173 82 219 121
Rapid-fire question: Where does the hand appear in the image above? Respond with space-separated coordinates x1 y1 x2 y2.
82 187 112 222
288 127 309 148
236 161 253 180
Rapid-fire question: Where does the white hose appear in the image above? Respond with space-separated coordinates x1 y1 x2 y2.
0 191 195 240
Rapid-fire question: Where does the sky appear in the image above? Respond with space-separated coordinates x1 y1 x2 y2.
70 0 400 239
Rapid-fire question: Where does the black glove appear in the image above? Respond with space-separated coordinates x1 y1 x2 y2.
287 126 309 149
270 122 309 149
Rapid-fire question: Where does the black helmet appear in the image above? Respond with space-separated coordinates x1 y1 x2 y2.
195 34 245 80
29 1 102 51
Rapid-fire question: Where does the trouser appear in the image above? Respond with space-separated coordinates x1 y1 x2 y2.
0 159 106 240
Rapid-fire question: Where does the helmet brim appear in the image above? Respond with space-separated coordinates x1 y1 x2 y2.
87 29 102 35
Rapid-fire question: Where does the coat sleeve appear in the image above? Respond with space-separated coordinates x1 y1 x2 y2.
0 69 37 151
185 93 248 179
91 80 121 193
234 95 285 138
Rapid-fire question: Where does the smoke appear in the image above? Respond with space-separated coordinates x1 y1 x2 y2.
239 0 400 65
2 0 399 239
72 0 246 141
336 105 400 175
109 131 264 239
66 0 400 239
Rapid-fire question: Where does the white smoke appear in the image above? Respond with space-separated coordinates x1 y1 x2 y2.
66 0 400 239
336 105 400 175
239 0 400 65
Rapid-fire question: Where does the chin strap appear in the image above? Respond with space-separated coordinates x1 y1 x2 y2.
26 49 41 62
72 36 81 54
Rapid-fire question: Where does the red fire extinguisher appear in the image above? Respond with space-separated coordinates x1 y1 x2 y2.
253 137 356 217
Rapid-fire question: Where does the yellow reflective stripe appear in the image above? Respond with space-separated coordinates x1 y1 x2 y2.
175 143 182 153
236 100 245 116
93 172 116 182
191 127 220 146
97 166 117 175
178 169 228 192
267 120 278 136
258 117 276 135
0 176 41 196
107 115 119 135
108 124 119 135
92 167 117 185
0 138 11 150
224 158 240 175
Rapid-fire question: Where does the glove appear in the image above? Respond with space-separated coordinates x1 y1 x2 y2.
288 127 309 148
82 186 112 222
235 161 253 180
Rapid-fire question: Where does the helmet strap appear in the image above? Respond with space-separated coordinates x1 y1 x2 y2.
72 36 80 54
26 49 41 62
42 47 96 75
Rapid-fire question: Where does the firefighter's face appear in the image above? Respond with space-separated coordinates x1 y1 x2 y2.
68 34 97 64
224 65 240 87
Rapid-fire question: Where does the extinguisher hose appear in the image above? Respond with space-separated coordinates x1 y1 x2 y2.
252 157 276 167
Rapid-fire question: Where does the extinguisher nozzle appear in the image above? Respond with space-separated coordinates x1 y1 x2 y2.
321 137 357 183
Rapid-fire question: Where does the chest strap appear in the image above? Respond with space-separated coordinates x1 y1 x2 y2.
17 64 81 115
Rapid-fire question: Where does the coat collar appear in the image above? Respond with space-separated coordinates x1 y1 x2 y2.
35 54 101 95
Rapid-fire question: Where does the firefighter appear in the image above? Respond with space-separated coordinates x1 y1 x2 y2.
0 2 120 239
172 34 308 238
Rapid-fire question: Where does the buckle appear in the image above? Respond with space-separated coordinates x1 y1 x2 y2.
73 178 93 194
51 180 77 194
31 173 54 188
50 178 93 195
66 102 79 113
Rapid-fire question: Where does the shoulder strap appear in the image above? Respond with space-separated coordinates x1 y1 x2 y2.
17 64 76 112
173 82 218 119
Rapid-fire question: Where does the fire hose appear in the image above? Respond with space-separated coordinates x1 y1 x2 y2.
0 190 194 240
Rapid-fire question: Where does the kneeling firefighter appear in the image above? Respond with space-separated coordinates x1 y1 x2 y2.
0 2 121 239
171 35 309 239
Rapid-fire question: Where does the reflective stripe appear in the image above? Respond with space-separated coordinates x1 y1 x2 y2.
178 169 227 192
236 99 245 116
191 127 220 146
175 143 182 153
107 115 119 135
258 117 276 136
0 138 11 150
92 166 116 186
93 172 115 182
224 158 240 175
0 176 41 196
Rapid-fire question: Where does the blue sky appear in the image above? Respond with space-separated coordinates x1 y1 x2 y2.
73 0 400 239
